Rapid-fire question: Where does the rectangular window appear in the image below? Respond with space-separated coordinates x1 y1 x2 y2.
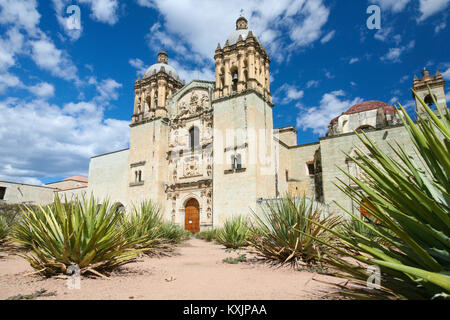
0 187 6 200
307 163 315 176
231 156 236 170
236 154 242 170
285 170 289 181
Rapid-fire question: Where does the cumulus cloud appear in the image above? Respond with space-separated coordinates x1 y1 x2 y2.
371 0 412 13
129 57 215 83
349 58 359 64
296 90 363 135
0 72 21 93
442 67 450 80
306 80 319 88
140 0 331 63
27 82 55 99
381 40 415 63
418 0 450 21
320 30 335 44
0 97 130 184
30 37 80 82
275 83 304 105
0 0 41 35
129 58 148 77
79 0 119 25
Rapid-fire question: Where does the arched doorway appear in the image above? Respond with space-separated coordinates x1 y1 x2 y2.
185 198 200 234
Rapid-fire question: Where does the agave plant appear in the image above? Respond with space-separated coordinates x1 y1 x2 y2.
196 228 219 242
0 216 9 245
13 196 146 277
307 90 450 299
250 195 341 265
159 222 191 243
216 216 250 249
120 200 163 250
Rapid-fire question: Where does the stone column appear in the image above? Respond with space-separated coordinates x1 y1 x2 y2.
248 49 256 89
265 61 270 93
224 58 231 96
237 52 245 91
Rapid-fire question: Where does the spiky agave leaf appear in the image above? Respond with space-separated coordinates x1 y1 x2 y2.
309 89 450 299
216 215 250 249
13 195 147 277
249 195 341 265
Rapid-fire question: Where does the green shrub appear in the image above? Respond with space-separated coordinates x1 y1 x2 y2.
216 216 250 249
311 91 450 299
196 229 218 242
13 196 145 277
0 216 9 244
120 201 162 250
159 222 191 243
249 195 341 265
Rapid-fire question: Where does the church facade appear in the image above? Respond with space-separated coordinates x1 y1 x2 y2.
86 17 447 232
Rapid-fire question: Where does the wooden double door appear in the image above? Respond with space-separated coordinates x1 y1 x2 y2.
185 198 200 234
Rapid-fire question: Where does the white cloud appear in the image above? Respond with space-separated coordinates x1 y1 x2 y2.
170 60 215 83
79 0 119 25
0 0 41 35
320 30 335 44
129 58 148 77
141 0 331 63
52 0 83 41
435 21 447 33
0 72 22 93
30 37 79 82
446 91 450 103
276 83 304 104
28 82 55 99
306 80 319 88
94 78 123 101
371 0 411 13
0 97 130 183
381 40 415 63
442 67 450 80
296 90 363 135
418 0 450 21
349 58 359 64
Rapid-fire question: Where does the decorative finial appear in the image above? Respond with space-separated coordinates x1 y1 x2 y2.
240 8 244 17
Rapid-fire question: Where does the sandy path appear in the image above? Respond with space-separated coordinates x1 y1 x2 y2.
0 239 339 300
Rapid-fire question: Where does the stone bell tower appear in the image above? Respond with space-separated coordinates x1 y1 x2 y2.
132 51 183 123
128 51 183 210
212 16 276 226
412 68 447 115
214 16 271 102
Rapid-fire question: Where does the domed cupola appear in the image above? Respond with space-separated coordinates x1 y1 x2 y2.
143 51 180 81
133 51 184 123
214 16 271 103
328 100 399 137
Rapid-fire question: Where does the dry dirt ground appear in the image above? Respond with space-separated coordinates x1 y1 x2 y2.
0 238 340 300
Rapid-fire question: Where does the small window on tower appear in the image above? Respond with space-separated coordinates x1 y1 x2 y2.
0 187 6 200
189 127 200 150
285 170 289 181
236 154 242 169
307 162 315 176
424 94 436 107
231 155 236 170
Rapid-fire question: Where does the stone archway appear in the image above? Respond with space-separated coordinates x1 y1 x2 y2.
185 198 200 234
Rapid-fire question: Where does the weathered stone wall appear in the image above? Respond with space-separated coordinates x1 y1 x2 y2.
319 125 416 216
212 91 276 227
87 149 129 208
287 143 320 198
0 181 55 205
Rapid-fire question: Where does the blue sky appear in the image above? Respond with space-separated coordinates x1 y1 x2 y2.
0 0 449 185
